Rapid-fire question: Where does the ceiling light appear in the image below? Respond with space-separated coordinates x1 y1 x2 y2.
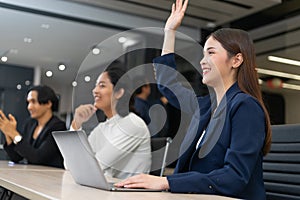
46 70 53 77
16 84 22 90
24 37 32 43
41 24 50 29
206 22 216 28
72 81 77 87
1 56 8 62
256 68 300 81
118 37 127 43
9 49 18 54
58 64 66 71
84 76 91 82
268 56 300 66
92 47 100 55
259 77 300 91
282 83 300 91
25 80 31 86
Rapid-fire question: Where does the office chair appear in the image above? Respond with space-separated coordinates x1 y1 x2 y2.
150 137 172 177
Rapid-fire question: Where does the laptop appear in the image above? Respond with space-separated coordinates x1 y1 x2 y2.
52 130 161 192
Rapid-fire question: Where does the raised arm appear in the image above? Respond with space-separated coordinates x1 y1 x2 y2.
162 0 188 56
154 0 198 114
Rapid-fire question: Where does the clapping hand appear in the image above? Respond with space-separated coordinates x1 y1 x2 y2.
0 110 18 141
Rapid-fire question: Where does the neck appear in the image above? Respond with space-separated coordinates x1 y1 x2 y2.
104 109 115 119
214 81 235 106
136 93 148 101
36 111 53 126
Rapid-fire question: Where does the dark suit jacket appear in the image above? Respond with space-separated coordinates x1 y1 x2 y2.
4 116 66 168
153 54 266 200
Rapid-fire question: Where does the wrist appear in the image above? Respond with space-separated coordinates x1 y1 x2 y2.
161 177 170 191
71 120 81 130
13 135 22 144
164 28 176 34
5 135 13 145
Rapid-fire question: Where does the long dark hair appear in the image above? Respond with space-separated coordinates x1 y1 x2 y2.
104 61 135 117
210 28 271 156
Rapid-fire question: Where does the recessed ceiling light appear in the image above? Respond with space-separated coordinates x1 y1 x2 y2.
24 37 33 43
72 81 77 87
1 56 8 62
25 80 31 86
9 49 18 54
84 76 91 82
58 64 66 71
92 47 101 55
46 70 53 77
118 37 127 43
16 84 22 90
41 24 50 29
206 22 216 28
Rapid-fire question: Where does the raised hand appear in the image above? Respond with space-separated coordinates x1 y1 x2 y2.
165 0 189 31
0 110 18 138
72 104 97 129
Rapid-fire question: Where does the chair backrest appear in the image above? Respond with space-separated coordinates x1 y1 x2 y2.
150 137 172 177
263 124 300 200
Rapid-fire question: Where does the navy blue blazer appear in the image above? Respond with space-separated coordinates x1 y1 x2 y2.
153 54 266 200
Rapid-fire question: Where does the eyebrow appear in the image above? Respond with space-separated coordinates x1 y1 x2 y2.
203 46 216 54
96 80 106 85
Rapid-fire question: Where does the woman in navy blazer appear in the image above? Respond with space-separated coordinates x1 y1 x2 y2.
116 0 271 199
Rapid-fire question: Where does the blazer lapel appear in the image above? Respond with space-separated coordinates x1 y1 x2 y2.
33 116 54 147
197 82 242 159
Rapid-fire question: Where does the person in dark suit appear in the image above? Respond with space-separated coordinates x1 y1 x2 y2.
0 85 66 168
133 77 151 125
115 0 272 199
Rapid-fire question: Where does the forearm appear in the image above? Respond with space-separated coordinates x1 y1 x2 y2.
162 29 176 56
5 134 13 145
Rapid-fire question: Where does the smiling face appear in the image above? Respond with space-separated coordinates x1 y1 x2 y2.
200 36 238 90
92 72 115 114
27 91 51 120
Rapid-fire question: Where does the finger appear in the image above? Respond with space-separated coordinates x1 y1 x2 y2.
8 114 16 122
123 183 147 189
115 175 142 187
182 0 189 12
176 0 181 11
88 104 97 112
171 3 175 14
0 110 7 120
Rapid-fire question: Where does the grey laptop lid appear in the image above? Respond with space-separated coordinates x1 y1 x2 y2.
52 130 112 190
52 130 161 192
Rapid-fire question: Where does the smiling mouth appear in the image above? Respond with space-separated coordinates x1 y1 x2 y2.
202 68 211 75
94 97 101 101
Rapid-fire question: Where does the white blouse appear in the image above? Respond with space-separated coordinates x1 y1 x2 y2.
88 112 151 179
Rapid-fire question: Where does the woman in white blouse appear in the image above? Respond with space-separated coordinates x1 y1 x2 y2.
71 64 151 179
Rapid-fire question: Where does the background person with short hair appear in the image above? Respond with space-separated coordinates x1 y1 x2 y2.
0 85 66 168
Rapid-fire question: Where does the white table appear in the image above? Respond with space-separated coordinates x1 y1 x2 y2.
0 161 236 200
